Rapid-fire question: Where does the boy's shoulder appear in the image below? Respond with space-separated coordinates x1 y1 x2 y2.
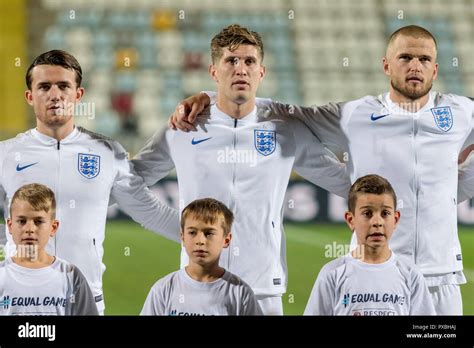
390 253 423 279
319 255 352 274
149 270 182 292
221 270 253 290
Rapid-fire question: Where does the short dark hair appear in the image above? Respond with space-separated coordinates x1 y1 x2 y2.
10 183 56 219
211 24 264 64
348 174 397 213
25 50 83 89
388 25 438 50
181 198 234 236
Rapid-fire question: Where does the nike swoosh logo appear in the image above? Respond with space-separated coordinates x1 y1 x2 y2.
191 137 212 145
16 162 39 171
370 113 390 121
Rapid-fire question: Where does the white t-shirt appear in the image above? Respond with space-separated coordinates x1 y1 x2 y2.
0 257 98 315
304 252 435 315
141 269 262 315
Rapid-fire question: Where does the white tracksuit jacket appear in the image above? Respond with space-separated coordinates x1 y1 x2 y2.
132 104 351 296
0 127 180 309
265 91 474 278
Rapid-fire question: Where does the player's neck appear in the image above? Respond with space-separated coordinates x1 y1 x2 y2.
216 97 256 119
12 250 55 269
388 89 430 112
354 245 391 264
185 263 225 282
36 121 75 141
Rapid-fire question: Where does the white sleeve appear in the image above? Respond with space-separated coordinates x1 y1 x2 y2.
140 283 165 315
291 118 351 198
458 100 474 202
132 129 175 187
409 269 436 315
241 286 263 315
304 265 335 315
110 141 181 243
262 100 348 161
458 152 474 202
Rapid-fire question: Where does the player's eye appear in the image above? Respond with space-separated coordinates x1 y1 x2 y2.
382 210 391 217
17 219 26 225
34 220 44 225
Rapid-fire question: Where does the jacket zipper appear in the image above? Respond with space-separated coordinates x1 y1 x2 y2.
228 118 238 270
54 141 61 255
413 114 419 264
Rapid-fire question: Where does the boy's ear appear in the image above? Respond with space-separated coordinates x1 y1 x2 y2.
6 218 13 235
180 231 184 243
222 232 232 249
344 211 355 232
50 220 59 237
394 210 401 226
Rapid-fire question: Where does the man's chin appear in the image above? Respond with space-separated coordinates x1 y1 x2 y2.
42 116 73 127
232 94 250 105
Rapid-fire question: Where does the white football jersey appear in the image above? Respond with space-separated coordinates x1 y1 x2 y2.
304 252 435 315
0 127 181 310
264 92 473 277
140 268 262 315
133 104 351 296
0 257 98 315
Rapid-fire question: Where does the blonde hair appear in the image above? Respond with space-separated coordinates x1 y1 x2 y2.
10 183 56 218
387 25 438 50
181 198 234 236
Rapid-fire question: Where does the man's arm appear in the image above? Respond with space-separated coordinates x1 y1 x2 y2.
291 118 351 198
132 129 175 186
457 100 474 203
170 92 347 159
110 137 181 243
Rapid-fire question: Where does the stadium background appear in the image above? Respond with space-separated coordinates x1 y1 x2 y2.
0 0 473 314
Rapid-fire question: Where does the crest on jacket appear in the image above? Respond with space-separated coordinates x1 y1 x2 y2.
431 106 453 132
78 153 100 179
254 130 276 156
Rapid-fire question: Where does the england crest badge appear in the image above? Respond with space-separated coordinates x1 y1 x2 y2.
254 129 276 156
431 106 453 132
78 153 100 179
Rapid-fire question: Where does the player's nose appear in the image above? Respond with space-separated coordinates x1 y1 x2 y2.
371 216 383 227
235 61 247 76
24 221 36 233
408 58 423 71
195 233 205 244
48 85 62 100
